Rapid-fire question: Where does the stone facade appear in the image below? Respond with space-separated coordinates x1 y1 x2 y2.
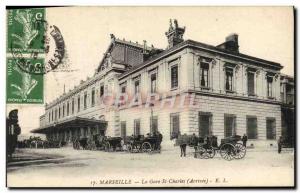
35 20 289 148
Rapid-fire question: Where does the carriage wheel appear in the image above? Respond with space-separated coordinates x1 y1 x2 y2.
142 142 152 153
206 147 216 158
220 143 235 161
136 144 142 153
194 146 201 158
233 143 246 159
195 146 209 159
104 142 111 152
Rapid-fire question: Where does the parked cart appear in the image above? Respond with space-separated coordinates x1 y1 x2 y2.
104 137 123 152
194 135 246 161
126 135 160 153
84 134 123 151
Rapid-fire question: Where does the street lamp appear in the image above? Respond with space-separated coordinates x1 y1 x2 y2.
150 102 154 135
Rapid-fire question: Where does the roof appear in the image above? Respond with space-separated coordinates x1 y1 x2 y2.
96 36 160 72
114 38 155 51
31 117 107 134
118 39 283 80
281 73 294 79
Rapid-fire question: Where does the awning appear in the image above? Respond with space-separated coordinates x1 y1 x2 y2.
31 116 107 134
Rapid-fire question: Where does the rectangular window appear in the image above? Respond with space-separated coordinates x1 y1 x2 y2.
170 113 180 139
62 105 65 117
84 92 87 109
267 76 273 98
72 98 74 114
199 112 212 137
121 121 126 139
67 102 69 116
100 85 104 97
119 84 127 106
150 73 157 93
121 85 126 93
51 110 53 121
224 114 236 137
225 68 234 92
77 96 80 112
247 72 255 96
134 79 140 94
58 107 61 119
247 116 257 139
171 65 178 89
49 112 50 122
134 79 140 102
55 109 57 121
134 119 141 136
150 116 158 134
200 62 209 88
91 88 95 107
266 118 276 139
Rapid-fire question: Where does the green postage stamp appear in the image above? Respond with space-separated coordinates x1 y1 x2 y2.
7 8 46 104
6 58 44 104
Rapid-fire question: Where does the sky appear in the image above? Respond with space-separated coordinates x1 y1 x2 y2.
6 6 294 134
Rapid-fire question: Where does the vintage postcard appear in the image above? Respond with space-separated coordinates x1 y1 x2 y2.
6 6 295 188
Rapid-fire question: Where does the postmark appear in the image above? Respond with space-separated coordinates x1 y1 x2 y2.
8 8 66 75
7 58 44 104
11 23 66 75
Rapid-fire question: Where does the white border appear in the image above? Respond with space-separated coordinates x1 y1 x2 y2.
0 1 298 193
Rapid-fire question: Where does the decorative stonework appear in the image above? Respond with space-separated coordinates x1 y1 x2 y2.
256 69 260 77
235 63 241 74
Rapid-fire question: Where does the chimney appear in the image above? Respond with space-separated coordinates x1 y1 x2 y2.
217 33 239 53
143 40 147 53
165 19 185 49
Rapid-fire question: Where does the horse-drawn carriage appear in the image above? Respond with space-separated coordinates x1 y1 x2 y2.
194 135 246 161
125 135 161 153
102 136 123 152
73 135 123 152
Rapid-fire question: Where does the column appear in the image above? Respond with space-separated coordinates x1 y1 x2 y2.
87 126 91 138
96 125 99 134
80 127 84 138
64 130 68 141
69 130 72 142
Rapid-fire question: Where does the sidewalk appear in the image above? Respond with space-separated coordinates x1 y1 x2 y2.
7 148 65 167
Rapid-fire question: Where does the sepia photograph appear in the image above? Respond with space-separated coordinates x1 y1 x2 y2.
5 6 295 188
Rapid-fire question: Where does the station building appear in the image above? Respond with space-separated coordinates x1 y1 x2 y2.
32 20 293 148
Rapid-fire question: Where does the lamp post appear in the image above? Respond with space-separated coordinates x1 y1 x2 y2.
150 102 154 134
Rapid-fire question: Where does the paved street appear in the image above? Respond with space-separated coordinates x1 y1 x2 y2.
7 147 294 187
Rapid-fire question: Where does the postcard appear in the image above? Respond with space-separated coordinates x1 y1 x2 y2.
6 6 295 188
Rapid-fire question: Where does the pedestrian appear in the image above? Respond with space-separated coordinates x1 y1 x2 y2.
191 133 198 151
278 136 283 154
157 131 163 151
178 133 188 157
242 134 248 147
191 133 199 158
